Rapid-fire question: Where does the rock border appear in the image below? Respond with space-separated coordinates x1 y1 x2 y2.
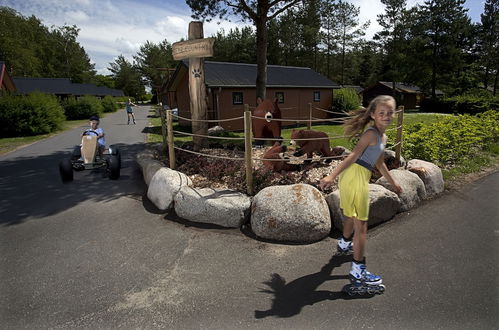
137 148 445 243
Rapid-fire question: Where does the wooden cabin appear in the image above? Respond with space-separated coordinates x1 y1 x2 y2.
162 61 341 130
362 81 444 109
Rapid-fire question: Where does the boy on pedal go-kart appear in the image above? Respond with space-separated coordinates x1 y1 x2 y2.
83 115 105 158
59 115 121 182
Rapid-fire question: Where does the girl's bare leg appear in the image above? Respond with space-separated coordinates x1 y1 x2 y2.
342 216 354 239
353 219 368 262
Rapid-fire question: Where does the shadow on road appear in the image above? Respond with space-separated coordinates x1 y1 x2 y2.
0 142 147 226
254 254 376 319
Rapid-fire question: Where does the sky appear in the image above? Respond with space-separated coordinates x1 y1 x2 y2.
1 0 485 75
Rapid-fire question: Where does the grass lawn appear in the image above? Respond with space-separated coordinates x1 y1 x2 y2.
0 119 89 155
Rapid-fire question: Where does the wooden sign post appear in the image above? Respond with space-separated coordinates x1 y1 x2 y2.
172 22 214 151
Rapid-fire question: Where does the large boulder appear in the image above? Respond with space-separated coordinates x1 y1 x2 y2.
407 159 444 198
325 184 401 230
174 187 251 228
142 159 164 186
372 149 406 180
147 167 192 211
251 184 330 243
384 149 406 169
376 169 426 212
136 149 156 168
207 125 225 136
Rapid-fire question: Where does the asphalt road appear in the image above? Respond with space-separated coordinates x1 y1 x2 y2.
1 107 497 329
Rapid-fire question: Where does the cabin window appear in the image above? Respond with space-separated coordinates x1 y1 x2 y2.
275 92 284 104
232 92 243 105
313 91 321 102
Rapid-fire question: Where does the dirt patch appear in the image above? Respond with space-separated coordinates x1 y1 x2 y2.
156 144 343 195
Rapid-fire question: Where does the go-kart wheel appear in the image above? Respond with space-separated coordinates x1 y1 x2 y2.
108 155 120 180
59 158 74 182
71 146 81 160
109 145 121 165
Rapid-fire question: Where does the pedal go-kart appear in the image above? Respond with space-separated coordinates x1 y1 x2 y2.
59 130 121 182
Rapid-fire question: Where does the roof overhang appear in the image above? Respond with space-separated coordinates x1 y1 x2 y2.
0 63 16 92
206 85 341 89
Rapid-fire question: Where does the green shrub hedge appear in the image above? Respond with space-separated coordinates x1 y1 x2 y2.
388 110 498 166
63 95 104 120
102 96 119 113
420 95 498 115
0 92 65 137
332 88 361 113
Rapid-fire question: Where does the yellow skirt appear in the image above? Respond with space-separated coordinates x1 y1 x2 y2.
339 163 372 221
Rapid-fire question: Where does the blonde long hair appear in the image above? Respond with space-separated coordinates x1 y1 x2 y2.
343 95 396 139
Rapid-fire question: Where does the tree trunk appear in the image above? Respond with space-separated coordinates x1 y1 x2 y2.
484 65 489 89
341 26 346 85
431 44 437 98
255 13 268 101
493 69 498 96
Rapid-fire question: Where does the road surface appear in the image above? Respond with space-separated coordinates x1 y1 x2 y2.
1 107 497 329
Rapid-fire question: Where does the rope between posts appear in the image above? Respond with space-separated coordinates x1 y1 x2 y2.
253 155 344 162
310 117 347 122
174 146 246 161
251 115 336 123
173 131 346 141
172 130 245 140
385 141 401 150
386 125 403 132
175 114 244 123
313 106 350 116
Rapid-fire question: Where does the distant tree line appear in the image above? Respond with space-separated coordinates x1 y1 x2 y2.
1 0 497 102
205 0 498 97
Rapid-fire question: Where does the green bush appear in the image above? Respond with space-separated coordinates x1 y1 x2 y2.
332 88 361 113
0 92 66 137
102 96 118 113
388 110 498 166
419 98 454 113
63 95 104 120
421 94 498 115
450 95 498 115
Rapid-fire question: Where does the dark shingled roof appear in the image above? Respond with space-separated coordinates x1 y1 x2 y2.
377 81 444 95
12 77 124 97
179 61 340 88
13 77 73 94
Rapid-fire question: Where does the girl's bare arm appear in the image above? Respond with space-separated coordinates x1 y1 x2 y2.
375 155 402 194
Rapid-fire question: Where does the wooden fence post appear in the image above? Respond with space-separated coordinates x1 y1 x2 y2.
166 109 176 170
395 105 404 162
244 104 253 195
308 103 312 130
159 106 167 153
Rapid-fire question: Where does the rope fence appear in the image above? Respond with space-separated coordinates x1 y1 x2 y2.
160 104 405 194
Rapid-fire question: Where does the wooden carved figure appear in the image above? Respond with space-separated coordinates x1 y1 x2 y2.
263 142 300 172
252 98 282 146
290 129 334 164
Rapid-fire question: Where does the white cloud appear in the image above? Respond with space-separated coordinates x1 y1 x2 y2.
65 10 90 22
1 0 482 74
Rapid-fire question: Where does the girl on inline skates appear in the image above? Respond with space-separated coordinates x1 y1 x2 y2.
319 95 402 295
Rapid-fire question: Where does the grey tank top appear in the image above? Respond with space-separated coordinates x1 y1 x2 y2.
355 127 385 171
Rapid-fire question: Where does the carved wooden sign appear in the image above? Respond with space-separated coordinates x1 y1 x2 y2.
172 38 215 61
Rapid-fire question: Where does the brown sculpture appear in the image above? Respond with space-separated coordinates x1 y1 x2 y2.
290 129 334 164
263 142 300 172
252 98 282 147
